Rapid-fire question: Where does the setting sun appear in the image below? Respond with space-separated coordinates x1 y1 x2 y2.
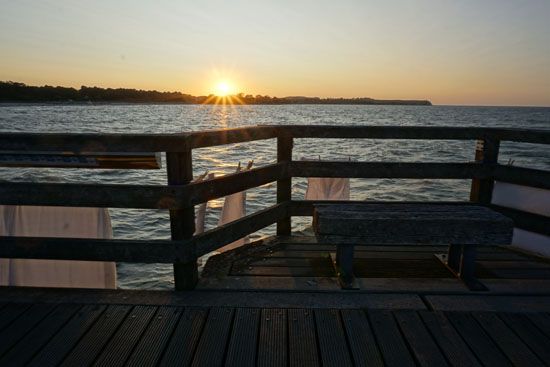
215 81 232 96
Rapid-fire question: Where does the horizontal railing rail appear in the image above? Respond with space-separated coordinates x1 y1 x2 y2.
1 126 549 152
0 163 287 209
289 161 492 179
0 125 548 290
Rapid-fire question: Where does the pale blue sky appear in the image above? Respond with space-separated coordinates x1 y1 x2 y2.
1 0 549 105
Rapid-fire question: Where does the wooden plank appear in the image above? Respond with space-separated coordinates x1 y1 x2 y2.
525 313 550 339
341 309 383 367
0 181 174 208
419 311 481 367
191 308 234 367
234 257 333 267
0 303 56 356
472 312 544 366
167 150 198 290
352 258 454 278
257 308 287 367
60 305 131 367
314 309 352 367
393 310 449 366
368 310 415 367
0 163 285 209
277 134 293 235
187 125 278 148
313 204 513 246
93 305 157 367
225 308 261 367
498 313 550 364
230 265 334 277
445 312 512 367
125 306 182 366
275 125 550 144
291 161 491 179
159 308 207 367
0 132 190 152
0 304 81 366
2 126 547 154
193 202 288 256
491 127 550 145
428 296 550 312
287 309 319 367
490 204 550 236
186 163 286 206
29 304 106 367
0 127 276 153
290 200 477 217
494 165 550 191
0 236 193 263
0 151 161 169
0 303 32 329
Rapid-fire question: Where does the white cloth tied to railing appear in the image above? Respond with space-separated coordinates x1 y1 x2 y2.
0 205 116 289
217 161 253 252
303 156 351 201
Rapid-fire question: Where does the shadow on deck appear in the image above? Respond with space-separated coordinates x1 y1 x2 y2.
200 235 550 295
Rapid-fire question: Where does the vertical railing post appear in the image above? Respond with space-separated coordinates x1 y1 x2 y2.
277 132 293 235
470 137 500 204
166 150 197 290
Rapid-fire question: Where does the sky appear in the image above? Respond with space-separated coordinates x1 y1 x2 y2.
1 0 549 106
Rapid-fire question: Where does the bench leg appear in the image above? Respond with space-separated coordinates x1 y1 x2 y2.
447 244 462 272
459 246 487 291
336 244 357 290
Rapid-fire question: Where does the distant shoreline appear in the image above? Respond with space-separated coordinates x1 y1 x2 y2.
0 81 432 106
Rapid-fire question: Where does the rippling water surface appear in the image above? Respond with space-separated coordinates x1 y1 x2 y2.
1 104 549 289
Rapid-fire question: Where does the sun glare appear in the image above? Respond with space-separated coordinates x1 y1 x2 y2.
215 81 232 96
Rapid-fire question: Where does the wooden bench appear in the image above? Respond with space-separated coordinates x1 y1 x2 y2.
313 203 514 290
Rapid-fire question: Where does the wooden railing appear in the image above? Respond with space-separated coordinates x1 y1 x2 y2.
0 125 549 289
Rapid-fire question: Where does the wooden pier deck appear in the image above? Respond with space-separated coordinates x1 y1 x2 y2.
1 287 550 366
200 235 550 294
2 236 548 366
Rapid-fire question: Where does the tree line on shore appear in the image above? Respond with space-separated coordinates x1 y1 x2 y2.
0 81 431 105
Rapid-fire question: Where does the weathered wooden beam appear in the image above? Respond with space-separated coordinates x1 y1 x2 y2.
187 126 278 148
185 163 287 206
494 165 550 191
289 200 475 217
470 138 500 204
277 134 293 235
0 181 176 208
490 204 550 236
0 237 193 263
0 133 190 153
266 125 550 144
166 151 197 290
193 202 289 256
1 127 548 155
490 128 550 145
0 163 286 209
290 161 491 178
275 125 488 140
313 204 513 245
0 151 162 169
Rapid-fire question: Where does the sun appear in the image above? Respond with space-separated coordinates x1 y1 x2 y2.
215 81 232 96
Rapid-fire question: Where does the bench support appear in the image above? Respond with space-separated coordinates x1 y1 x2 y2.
436 245 488 291
334 244 358 290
